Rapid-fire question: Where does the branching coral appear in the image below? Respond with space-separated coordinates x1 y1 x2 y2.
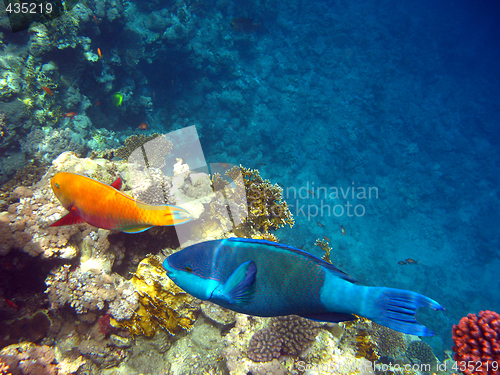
110 256 197 337
208 166 294 239
315 238 333 263
45 263 138 319
339 317 380 362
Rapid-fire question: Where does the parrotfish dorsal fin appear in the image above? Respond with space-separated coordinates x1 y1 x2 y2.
225 238 357 283
110 177 122 190
221 260 257 305
50 206 86 227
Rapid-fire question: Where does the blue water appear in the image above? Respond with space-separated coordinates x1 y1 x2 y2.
184 0 500 355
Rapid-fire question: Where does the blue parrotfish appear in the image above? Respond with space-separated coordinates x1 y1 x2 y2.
163 238 444 336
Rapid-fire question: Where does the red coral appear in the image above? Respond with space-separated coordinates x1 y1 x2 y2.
452 310 500 375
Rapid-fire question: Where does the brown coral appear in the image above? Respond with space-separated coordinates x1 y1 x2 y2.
247 315 321 362
271 315 321 355
405 340 437 367
247 327 282 362
372 323 408 358
339 317 380 362
314 238 333 264
113 133 172 164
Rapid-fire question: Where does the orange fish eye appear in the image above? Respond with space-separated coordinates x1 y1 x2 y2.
54 183 60 189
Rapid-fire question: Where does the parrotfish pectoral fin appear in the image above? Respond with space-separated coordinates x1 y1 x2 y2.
301 312 357 323
49 207 86 227
221 261 257 305
122 225 154 233
368 287 444 336
110 177 122 190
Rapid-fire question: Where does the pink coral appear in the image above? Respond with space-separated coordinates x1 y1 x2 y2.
452 310 500 375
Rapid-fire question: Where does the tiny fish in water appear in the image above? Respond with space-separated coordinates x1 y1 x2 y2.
163 238 444 336
324 236 330 242
340 224 346 236
95 101 100 106
398 260 407 265
307 189 315 197
64 112 77 118
230 18 268 34
405 258 418 265
317 222 324 227
138 122 148 130
4 298 19 309
93 15 98 25
50 172 191 233
42 87 54 96
97 48 102 59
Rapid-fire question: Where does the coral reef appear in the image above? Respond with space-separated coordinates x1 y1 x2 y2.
0 342 83 375
339 317 380 362
45 263 138 320
271 315 321 356
315 238 333 263
372 323 408 359
452 310 500 375
247 328 283 362
405 340 438 369
208 166 294 240
110 256 198 337
0 311 51 348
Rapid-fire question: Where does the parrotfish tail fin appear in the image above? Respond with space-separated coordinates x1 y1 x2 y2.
367 287 444 336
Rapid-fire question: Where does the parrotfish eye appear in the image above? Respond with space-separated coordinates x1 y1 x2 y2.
185 266 193 273
54 183 60 189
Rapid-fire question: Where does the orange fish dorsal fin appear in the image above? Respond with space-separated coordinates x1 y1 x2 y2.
110 177 122 190
50 207 86 227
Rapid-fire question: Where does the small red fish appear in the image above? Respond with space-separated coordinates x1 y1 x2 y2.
97 48 102 59
95 101 100 106
138 122 148 130
93 15 98 25
340 224 346 236
42 86 54 96
5 298 18 309
64 112 77 118
323 236 330 242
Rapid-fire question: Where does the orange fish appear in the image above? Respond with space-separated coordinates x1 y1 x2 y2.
340 224 346 236
323 236 330 242
64 112 77 118
50 172 191 233
95 101 100 106
93 15 98 25
138 122 148 130
97 48 102 59
42 86 53 96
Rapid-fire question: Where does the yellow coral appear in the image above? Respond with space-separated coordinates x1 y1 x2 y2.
314 238 332 264
339 317 380 363
223 166 294 236
111 255 197 336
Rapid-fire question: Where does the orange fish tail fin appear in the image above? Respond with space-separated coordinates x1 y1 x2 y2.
167 205 192 225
